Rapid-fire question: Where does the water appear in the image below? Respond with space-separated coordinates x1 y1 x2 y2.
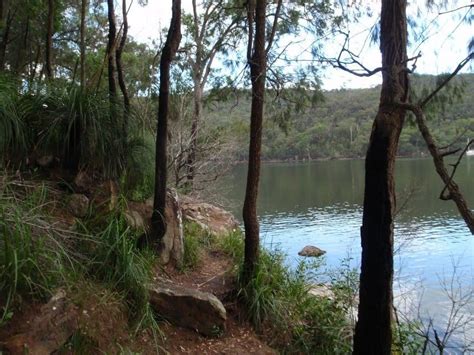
219 157 474 350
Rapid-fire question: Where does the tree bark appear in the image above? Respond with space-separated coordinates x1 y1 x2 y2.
106 0 117 99
45 0 54 78
151 0 181 243
242 0 266 284
186 80 203 186
352 1 408 354
79 0 87 87
0 7 13 71
116 0 130 139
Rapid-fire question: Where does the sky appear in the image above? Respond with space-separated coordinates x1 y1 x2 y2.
126 1 473 90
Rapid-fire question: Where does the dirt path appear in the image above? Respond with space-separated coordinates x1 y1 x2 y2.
157 250 276 355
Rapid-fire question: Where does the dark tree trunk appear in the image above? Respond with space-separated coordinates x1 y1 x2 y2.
79 0 87 87
242 0 266 284
14 16 29 74
0 8 13 71
45 0 54 78
352 1 408 354
106 0 117 99
116 0 130 139
151 0 181 243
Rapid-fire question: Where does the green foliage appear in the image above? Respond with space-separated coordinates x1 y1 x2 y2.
182 222 215 270
393 320 426 354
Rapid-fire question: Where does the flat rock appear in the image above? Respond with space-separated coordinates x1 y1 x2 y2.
148 282 226 337
298 245 326 257
68 193 89 218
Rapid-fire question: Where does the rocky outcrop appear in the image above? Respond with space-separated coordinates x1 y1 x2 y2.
3 289 79 354
148 282 226 337
68 193 89 218
180 196 240 237
298 245 326 257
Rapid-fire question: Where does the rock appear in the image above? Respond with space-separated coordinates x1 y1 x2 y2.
308 284 335 300
148 282 226 337
68 193 89 218
298 245 326 257
36 155 54 168
124 210 145 230
3 289 79 354
180 196 240 237
159 189 184 266
73 171 92 192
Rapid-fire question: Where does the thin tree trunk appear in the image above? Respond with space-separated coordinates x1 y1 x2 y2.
45 0 54 78
80 0 87 87
106 0 117 100
186 80 202 186
14 16 29 74
116 0 130 139
352 1 408 354
242 0 266 284
151 0 181 243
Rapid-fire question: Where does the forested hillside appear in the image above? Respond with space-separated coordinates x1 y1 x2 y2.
206 73 474 161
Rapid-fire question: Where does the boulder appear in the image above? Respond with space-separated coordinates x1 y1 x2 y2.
159 189 184 265
180 196 240 237
68 193 89 218
73 171 92 192
148 282 226 337
124 209 145 230
298 245 326 257
3 289 79 354
36 155 54 168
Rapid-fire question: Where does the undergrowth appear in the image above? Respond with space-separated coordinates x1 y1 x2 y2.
0 177 159 342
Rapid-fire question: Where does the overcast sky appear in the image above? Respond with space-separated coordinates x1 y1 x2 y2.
127 1 473 90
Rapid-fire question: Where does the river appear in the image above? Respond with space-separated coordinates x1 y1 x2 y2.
219 157 474 351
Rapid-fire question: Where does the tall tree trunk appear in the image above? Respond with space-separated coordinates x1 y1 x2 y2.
45 0 54 78
80 0 87 87
116 0 130 139
106 0 117 99
352 1 408 354
0 7 12 71
151 0 181 243
242 0 266 284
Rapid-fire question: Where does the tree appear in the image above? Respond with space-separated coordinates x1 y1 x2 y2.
79 0 87 87
151 0 181 243
352 0 409 353
106 0 117 100
182 0 242 187
242 0 282 284
45 0 54 78
116 0 130 137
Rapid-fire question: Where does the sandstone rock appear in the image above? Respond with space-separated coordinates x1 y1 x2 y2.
3 289 79 354
73 171 92 192
68 193 89 218
298 245 326 257
308 284 335 299
180 196 240 237
124 210 145 230
148 282 226 337
36 155 54 168
159 189 184 266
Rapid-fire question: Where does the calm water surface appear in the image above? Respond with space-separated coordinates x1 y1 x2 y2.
219 157 474 349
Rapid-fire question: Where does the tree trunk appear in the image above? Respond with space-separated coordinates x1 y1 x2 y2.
242 0 266 284
116 0 130 139
45 0 54 78
352 1 408 354
186 80 203 186
80 0 87 87
151 0 181 244
106 0 117 99
0 8 12 71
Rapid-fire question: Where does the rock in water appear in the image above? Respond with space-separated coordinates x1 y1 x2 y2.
148 282 226 337
298 245 326 257
68 193 89 218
